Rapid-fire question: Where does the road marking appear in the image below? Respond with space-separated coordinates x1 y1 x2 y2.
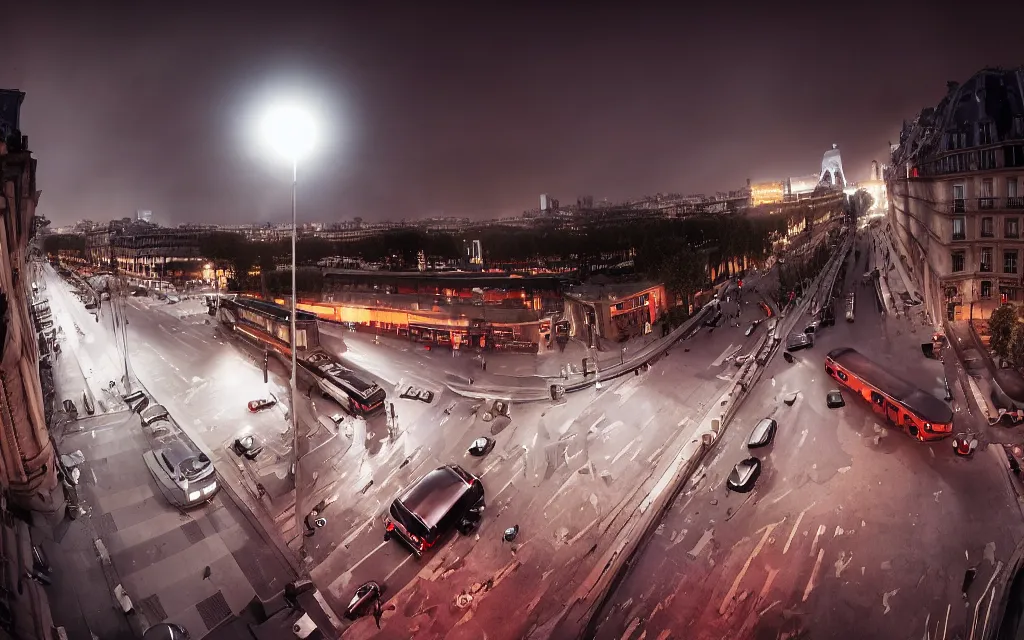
718 520 781 615
802 548 825 602
810 523 827 557
711 343 738 367
941 604 950 640
971 560 1003 640
797 429 809 449
328 539 388 595
784 504 813 555
756 567 779 606
611 436 642 466
382 553 414 583
687 529 714 559
982 589 998 640
768 488 792 505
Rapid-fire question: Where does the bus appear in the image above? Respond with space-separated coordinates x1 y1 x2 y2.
825 347 953 441
216 297 386 416
302 351 387 416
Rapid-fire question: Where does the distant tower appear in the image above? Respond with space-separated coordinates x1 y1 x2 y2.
471 240 483 265
870 160 881 181
136 209 152 223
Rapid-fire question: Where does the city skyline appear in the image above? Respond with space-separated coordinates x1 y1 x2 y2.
4 3 1024 227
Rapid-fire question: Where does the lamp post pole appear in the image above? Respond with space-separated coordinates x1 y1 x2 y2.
290 158 299 460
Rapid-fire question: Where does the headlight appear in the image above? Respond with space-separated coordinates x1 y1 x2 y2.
188 490 201 502
203 483 216 495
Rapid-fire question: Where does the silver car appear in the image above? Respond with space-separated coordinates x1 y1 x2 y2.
144 441 218 507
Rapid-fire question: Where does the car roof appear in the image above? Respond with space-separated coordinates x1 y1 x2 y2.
397 466 472 530
159 441 198 466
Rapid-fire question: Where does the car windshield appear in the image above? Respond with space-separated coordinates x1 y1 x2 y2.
179 455 212 480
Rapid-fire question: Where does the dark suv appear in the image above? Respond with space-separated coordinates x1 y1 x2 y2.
383 464 484 556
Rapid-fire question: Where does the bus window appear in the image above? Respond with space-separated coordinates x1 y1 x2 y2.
825 365 835 377
870 391 884 406
885 401 899 423
904 415 920 438
836 370 848 382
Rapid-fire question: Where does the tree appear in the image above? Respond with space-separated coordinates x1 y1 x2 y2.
662 251 708 313
1009 322 1024 369
989 305 1016 362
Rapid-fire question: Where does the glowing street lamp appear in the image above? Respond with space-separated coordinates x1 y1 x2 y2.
256 101 318 464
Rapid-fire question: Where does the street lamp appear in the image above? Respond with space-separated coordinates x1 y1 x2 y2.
257 101 317 468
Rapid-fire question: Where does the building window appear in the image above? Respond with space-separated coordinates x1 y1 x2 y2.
980 122 995 146
952 251 966 272
1005 250 1019 274
982 217 995 237
982 150 998 170
981 281 992 299
1001 286 1019 303
1009 178 1023 209
1007 218 1020 239
1015 116 1024 137
953 184 966 212
981 247 993 272
952 216 966 241
980 178 995 209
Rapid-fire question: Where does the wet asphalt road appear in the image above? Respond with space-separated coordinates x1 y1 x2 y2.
592 233 1024 640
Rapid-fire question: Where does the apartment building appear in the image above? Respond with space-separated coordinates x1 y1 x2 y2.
887 67 1024 322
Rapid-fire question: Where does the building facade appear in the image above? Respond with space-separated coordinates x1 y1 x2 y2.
887 67 1024 322
279 270 566 353
110 227 205 278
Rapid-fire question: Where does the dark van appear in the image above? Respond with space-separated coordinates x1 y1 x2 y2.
383 464 484 556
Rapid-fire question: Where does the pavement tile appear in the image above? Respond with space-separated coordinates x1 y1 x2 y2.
196 590 234 630
109 510 192 552
110 522 194 577
145 570 220 625
208 551 258 613
121 533 231 599
229 538 292 600
109 494 173 531
165 603 209 638
94 483 155 514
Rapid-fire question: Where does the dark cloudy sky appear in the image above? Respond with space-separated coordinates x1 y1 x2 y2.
3 2 1023 226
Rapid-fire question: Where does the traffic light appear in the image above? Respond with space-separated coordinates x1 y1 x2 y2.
263 351 269 383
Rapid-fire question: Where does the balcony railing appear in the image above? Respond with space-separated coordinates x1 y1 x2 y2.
948 197 1024 212
952 232 967 241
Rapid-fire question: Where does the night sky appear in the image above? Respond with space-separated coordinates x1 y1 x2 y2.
4 3 1023 226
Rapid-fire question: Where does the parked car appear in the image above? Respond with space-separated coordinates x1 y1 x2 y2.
144 441 218 508
826 389 846 409
747 418 778 448
231 434 264 460
383 464 485 556
123 390 150 413
140 404 169 427
785 332 813 352
400 386 434 403
745 321 760 337
804 320 821 335
247 398 277 413
726 457 762 493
